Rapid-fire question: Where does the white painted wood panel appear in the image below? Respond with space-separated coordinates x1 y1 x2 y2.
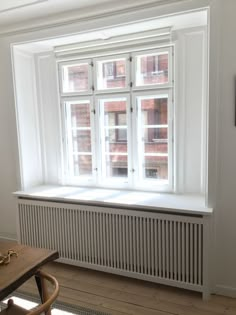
35 52 61 184
13 48 42 189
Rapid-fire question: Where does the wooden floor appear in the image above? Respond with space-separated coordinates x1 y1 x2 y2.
18 262 236 315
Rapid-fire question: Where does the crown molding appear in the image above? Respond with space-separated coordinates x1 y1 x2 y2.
0 0 187 38
0 0 48 14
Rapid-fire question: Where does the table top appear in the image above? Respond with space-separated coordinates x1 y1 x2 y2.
0 242 59 301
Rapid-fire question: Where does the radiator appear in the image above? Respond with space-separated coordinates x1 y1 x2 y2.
16 198 210 297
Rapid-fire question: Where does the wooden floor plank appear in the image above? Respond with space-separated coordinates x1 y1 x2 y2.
16 262 236 315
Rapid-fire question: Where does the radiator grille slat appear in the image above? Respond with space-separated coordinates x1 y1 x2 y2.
17 200 205 291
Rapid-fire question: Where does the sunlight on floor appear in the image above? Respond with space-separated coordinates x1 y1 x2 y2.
52 309 76 314
3 296 38 310
3 296 77 314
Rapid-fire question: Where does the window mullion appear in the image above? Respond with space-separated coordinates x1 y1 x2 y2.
64 102 74 179
90 96 98 185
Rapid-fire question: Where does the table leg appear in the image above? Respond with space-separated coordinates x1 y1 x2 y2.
34 273 52 315
35 274 43 304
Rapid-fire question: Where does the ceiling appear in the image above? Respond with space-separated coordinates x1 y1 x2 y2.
0 0 185 33
0 0 114 26
0 0 113 14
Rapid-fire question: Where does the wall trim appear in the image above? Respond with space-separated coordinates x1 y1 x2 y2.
0 233 17 242
214 285 236 298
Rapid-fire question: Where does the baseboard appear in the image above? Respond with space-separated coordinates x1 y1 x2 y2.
0 233 17 242
214 285 236 298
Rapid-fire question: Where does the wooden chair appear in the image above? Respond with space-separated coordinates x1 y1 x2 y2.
0 270 59 315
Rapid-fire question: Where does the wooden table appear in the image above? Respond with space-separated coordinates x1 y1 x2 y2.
0 242 59 301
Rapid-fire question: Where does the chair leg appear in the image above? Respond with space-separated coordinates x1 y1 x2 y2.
41 276 51 315
35 274 52 315
35 275 43 303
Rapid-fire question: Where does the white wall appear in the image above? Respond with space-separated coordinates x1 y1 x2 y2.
1 0 236 297
213 0 236 297
0 39 20 240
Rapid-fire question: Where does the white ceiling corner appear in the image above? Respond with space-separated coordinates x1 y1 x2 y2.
0 0 47 13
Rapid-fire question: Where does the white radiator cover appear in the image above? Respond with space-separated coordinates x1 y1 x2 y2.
17 198 210 297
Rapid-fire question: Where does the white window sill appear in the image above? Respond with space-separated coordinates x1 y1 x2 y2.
13 185 212 216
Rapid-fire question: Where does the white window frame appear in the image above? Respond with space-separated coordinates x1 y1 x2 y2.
95 93 132 189
132 47 172 91
132 89 173 192
62 96 97 186
59 46 174 192
94 53 130 94
58 59 93 97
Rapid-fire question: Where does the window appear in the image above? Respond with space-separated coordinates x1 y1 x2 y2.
13 12 208 195
59 48 173 190
135 51 169 87
60 60 92 95
98 96 129 184
135 93 170 182
96 56 128 91
64 99 94 178
103 61 125 79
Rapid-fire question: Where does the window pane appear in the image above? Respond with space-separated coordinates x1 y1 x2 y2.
138 95 168 181
73 155 92 176
141 97 167 125
66 100 93 177
100 98 128 179
104 130 127 152
143 128 168 154
136 53 168 86
97 58 127 90
105 155 128 177
62 63 89 93
103 99 127 152
144 156 168 180
72 130 91 152
70 102 91 127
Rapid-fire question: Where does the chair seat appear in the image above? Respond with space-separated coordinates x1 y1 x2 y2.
0 270 59 315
